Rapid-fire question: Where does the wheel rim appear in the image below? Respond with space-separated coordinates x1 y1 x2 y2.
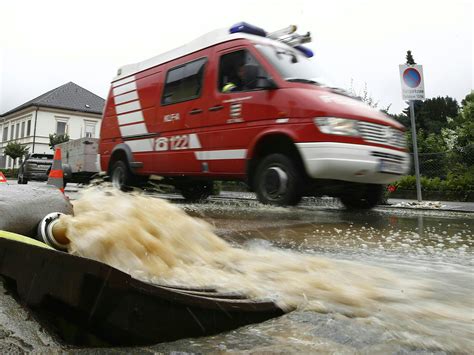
112 166 125 189
262 166 288 200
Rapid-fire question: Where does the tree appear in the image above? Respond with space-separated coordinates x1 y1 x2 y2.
4 142 29 167
406 50 416 65
390 112 410 128
451 92 474 166
401 96 459 135
49 133 69 150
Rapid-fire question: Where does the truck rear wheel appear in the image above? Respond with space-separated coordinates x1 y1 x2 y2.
255 154 302 206
179 182 213 202
340 184 383 210
111 160 133 191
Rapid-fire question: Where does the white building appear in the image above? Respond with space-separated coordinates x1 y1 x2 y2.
0 82 105 168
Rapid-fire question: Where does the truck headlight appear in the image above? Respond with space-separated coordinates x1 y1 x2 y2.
314 117 360 137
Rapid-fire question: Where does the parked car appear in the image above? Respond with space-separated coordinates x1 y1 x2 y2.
17 153 53 184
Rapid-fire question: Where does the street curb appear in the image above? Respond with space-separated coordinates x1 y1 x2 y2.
377 204 473 213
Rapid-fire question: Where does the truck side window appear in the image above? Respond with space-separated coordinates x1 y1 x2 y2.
162 57 207 105
219 50 269 93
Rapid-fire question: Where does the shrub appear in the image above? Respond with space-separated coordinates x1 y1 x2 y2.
0 168 18 178
394 170 474 192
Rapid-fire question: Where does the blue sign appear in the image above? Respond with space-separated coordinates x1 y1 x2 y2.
403 68 421 88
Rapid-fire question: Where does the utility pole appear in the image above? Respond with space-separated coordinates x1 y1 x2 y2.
409 101 422 201
399 51 425 202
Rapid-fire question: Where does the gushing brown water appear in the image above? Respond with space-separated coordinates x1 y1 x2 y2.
60 188 473 352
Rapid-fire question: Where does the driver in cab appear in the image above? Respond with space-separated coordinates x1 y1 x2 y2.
222 65 246 93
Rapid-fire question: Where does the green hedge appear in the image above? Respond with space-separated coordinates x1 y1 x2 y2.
393 170 474 192
0 169 18 178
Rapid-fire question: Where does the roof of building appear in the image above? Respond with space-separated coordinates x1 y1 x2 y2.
114 29 293 83
1 82 105 118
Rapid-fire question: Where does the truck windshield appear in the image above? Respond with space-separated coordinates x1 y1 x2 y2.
255 43 325 85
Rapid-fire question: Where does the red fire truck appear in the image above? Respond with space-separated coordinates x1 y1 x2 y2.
99 23 409 209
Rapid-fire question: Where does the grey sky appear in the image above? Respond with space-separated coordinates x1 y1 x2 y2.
0 0 472 115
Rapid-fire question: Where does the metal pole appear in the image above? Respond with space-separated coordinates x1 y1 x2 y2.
32 106 39 153
409 100 422 202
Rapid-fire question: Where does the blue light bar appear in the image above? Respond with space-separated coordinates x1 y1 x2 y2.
294 45 314 58
230 22 266 37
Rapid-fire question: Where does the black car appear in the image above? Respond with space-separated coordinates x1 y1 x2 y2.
17 153 53 184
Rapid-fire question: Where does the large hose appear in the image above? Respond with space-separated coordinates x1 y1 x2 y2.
0 185 73 248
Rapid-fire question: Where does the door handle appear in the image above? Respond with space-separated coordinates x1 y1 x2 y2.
189 108 203 115
209 105 224 112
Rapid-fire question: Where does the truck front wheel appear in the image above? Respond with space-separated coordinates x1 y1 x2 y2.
255 154 302 206
340 184 383 210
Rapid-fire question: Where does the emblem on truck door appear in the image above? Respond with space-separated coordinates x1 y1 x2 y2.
227 103 243 123
164 113 180 122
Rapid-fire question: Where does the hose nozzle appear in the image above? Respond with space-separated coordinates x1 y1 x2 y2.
37 213 70 251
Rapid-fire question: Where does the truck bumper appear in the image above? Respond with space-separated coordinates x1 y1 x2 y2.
296 142 410 184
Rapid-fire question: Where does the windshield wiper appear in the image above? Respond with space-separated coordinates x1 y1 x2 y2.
286 78 321 85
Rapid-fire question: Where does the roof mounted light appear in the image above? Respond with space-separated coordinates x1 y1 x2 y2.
230 22 266 37
294 45 314 58
230 22 314 58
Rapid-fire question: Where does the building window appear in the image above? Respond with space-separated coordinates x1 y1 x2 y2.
27 120 31 136
2 127 7 142
84 121 96 138
15 123 20 139
10 125 14 140
56 121 68 135
21 122 25 138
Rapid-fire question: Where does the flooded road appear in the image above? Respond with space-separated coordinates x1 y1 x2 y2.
0 191 472 353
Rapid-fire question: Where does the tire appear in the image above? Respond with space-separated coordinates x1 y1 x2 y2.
340 184 383 210
110 160 133 191
254 153 302 206
17 171 28 184
180 181 213 202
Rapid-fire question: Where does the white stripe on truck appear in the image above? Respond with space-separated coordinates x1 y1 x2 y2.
112 76 136 88
114 91 139 105
113 81 137 96
125 139 154 153
117 111 144 125
194 149 247 160
119 123 148 137
115 100 141 114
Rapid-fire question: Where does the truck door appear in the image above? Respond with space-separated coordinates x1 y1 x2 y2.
155 55 209 174
201 44 280 175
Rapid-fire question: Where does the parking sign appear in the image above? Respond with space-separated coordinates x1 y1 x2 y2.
399 64 425 100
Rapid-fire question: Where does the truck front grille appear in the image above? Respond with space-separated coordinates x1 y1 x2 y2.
357 121 406 149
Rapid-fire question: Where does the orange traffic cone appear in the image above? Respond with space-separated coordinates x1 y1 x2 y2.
0 171 7 184
47 148 65 193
